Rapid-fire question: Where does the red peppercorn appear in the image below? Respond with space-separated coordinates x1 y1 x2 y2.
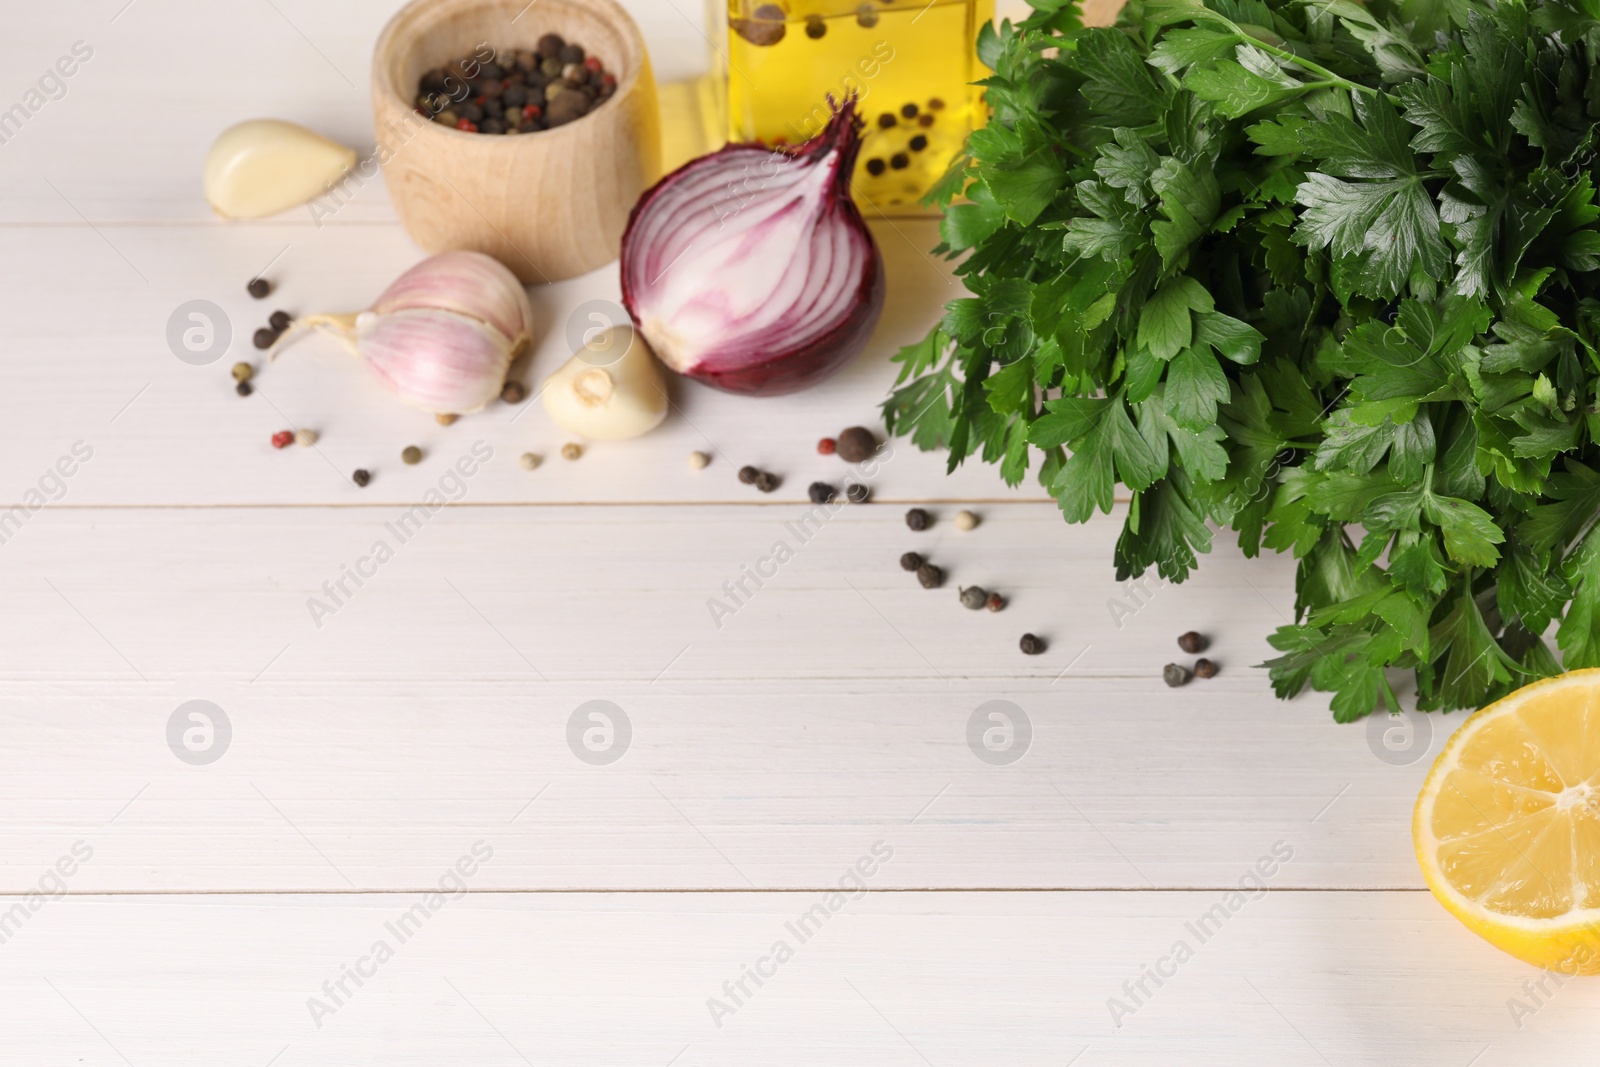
585 56 603 71
523 104 542 119
602 73 617 87
271 431 294 450
457 119 478 131
474 95 487 106
986 592 1005 612
817 437 837 455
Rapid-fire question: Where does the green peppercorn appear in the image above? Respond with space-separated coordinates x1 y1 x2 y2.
960 586 988 610
1163 663 1192 687
231 362 254 383
401 446 423 465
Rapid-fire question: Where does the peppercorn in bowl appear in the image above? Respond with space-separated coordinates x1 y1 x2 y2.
371 0 662 282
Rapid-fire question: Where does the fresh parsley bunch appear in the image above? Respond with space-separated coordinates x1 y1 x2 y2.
883 0 1600 718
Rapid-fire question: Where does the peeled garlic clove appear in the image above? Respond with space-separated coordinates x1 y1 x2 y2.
204 119 357 220
542 326 669 441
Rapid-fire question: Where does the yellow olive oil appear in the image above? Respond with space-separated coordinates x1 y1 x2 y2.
722 0 993 214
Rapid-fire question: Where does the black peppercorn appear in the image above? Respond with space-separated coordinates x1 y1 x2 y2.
268 310 292 332
1163 663 1192 687
808 481 837 504
916 562 944 589
738 465 760 485
352 469 372 488
905 508 930 531
503 84 528 108
235 381 254 397
845 483 870 504
1178 631 1208 654
480 118 507 135
836 426 877 463
754 471 780 493
1020 633 1046 656
560 43 585 64
253 327 277 350
1194 658 1219 679
479 62 504 80
538 34 565 59
900 551 923 572
247 277 271 299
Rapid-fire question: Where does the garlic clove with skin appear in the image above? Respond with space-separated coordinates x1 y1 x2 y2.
203 119 357 220
542 326 669 441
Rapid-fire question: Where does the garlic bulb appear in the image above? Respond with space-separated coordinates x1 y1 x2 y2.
275 251 533 416
204 119 356 220
542 326 669 440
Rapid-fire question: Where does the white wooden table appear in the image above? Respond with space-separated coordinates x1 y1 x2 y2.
0 2 1590 1063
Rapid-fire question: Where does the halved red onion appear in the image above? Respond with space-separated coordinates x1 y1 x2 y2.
620 97 886 396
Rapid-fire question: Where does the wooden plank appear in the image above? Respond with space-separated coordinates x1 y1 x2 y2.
0 890 1583 1064
0 503 1448 892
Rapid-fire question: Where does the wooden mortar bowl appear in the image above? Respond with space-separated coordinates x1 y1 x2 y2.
372 0 661 283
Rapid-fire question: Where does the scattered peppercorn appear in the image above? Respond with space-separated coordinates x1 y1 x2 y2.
1194 658 1219 679
865 158 887 177
808 481 837 504
960 586 988 611
501 380 528 404
271 430 293 450
846 483 870 504
836 426 877 462
235 381 254 397
817 437 837 456
520 452 542 471
890 153 910 170
1163 663 1192 688
955 510 980 531
909 134 928 152
253 327 277 350
352 469 372 487
754 471 780 493
1178 631 1208 654
738 465 760 485
900 551 924 572
562 442 583 461
401 445 423 465
1020 633 1046 656
917 562 944 589
986 592 1005 612
231 362 254 383
901 102 919 119
268 310 292 332
436 413 458 426
295 429 318 448
247 277 271 299
688 450 710 470
805 14 827 37
905 507 930 531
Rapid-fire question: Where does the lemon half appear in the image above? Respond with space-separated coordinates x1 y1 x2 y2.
1414 669 1600 972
